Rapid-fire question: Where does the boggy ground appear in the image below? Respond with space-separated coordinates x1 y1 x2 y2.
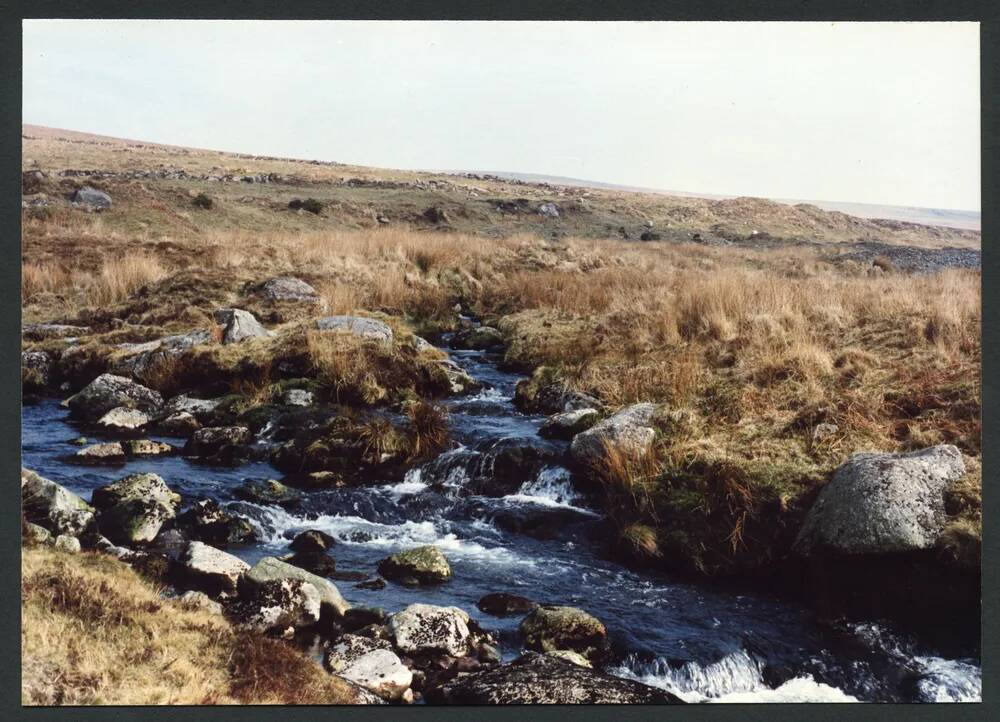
21 127 983 701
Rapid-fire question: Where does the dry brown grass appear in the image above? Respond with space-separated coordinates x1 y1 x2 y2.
21 544 361 705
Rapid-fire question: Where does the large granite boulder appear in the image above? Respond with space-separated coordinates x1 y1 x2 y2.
21 468 95 536
794 445 967 556
92 473 181 546
66 374 163 421
176 499 255 546
389 603 472 657
569 403 658 469
325 634 413 701
178 540 250 597
427 652 682 704
377 545 451 585
72 186 111 210
243 556 349 618
540 409 600 440
214 308 271 344
230 578 321 633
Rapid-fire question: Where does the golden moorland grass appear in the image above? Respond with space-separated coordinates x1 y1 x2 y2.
22 214 982 574
21 542 362 705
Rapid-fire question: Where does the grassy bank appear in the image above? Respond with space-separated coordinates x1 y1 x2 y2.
21 542 364 705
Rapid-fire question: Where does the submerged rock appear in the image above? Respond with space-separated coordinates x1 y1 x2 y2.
315 315 394 344
569 403 658 470
125 439 173 457
519 605 609 662
477 593 538 617
244 556 350 618
795 445 967 556
325 635 413 701
428 652 681 704
178 540 250 597
389 603 472 657
21 468 95 537
66 373 163 421
539 408 600 440
377 545 452 585
214 308 271 344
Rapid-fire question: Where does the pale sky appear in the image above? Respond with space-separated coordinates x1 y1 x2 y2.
23 20 980 211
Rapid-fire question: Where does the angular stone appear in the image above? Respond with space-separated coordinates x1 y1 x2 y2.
377 545 451 585
315 316 393 344
325 635 412 701
569 403 658 469
389 603 472 657
66 374 163 421
244 556 350 617
178 540 250 597
21 468 95 536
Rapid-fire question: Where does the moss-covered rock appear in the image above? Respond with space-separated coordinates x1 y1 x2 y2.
518 605 609 662
377 545 452 585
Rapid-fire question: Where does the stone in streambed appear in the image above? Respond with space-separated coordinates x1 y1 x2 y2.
176 499 255 546
97 406 150 433
92 473 181 546
243 556 350 618
539 408 600 440
74 441 126 463
389 603 473 658
477 592 538 617
66 373 163 421
289 529 336 553
230 578 322 633
233 478 303 506
377 545 451 585
569 403 659 469
178 540 250 597
518 605 609 663
325 634 412 701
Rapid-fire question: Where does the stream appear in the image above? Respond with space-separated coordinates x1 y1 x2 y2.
21 339 982 703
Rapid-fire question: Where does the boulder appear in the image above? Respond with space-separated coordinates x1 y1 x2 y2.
155 411 201 436
112 331 214 385
325 635 413 701
178 541 250 597
66 374 163 421
538 202 560 218
513 369 603 414
282 388 314 407
545 650 592 668
477 593 538 617
437 359 481 395
91 472 181 511
183 426 251 458
161 395 222 420
289 529 337 553
315 316 394 344
794 445 967 556
74 441 126 463
213 308 271 344
231 578 321 633
21 468 95 536
539 408 600 440
428 652 681 704
176 499 255 545
72 186 112 210
244 556 350 617
98 498 179 546
453 325 505 350
389 603 472 657
97 406 150 433
519 605 609 662
53 534 82 554
261 277 319 302
377 545 451 585
92 473 181 546
569 403 659 469
233 478 303 506
23 522 52 545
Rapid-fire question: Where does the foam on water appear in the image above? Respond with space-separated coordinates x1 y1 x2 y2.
241 502 540 571
612 649 857 703
912 656 982 703
504 466 599 515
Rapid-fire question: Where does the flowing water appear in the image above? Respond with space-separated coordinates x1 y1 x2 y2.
21 340 981 703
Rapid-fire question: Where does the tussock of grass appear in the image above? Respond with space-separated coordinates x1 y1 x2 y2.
21 545 360 705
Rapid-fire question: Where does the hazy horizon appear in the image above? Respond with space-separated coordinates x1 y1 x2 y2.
23 20 981 211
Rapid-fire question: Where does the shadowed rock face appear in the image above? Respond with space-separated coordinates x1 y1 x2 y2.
794 445 966 556
428 652 683 704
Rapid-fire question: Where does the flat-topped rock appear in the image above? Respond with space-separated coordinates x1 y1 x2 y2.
377 545 451 585
178 540 250 597
261 276 319 302
389 603 472 657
